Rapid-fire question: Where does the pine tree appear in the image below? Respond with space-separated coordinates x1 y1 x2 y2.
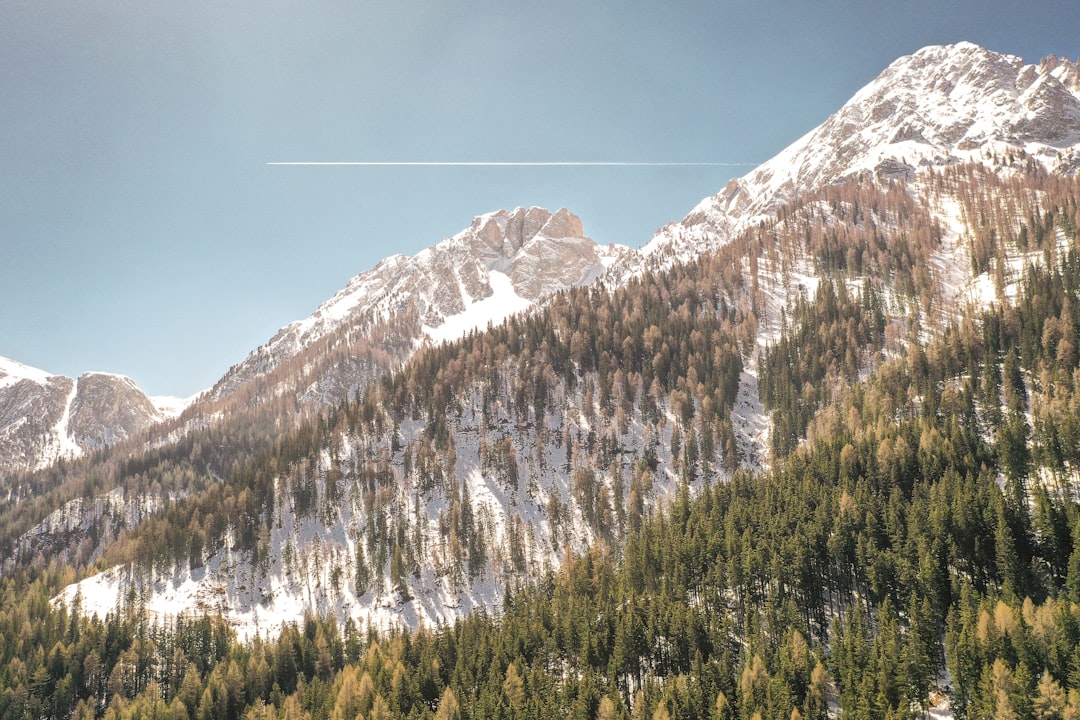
1066 518 1080 603
436 686 461 720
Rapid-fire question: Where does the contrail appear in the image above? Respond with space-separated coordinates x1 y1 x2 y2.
266 161 759 167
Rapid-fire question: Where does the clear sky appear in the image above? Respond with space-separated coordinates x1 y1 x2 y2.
2 0 1078 397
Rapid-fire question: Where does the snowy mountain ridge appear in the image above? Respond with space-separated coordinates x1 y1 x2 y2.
1 208 623 479
4 208 627 572
208 206 630 405
635 42 1080 269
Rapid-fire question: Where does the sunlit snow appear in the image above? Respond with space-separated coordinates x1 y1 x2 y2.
0 355 53 389
423 271 532 344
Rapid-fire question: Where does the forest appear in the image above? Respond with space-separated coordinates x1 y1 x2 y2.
3 164 1080 719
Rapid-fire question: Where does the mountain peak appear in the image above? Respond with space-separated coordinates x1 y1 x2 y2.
639 42 1080 265
472 206 584 244
904 40 1018 64
207 206 629 405
463 206 588 274
840 42 1080 155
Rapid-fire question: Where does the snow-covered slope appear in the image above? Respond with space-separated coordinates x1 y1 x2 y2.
635 42 1080 268
60 344 701 640
0 357 181 477
208 207 630 405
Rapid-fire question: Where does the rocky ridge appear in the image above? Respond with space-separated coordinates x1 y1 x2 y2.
1 208 624 479
206 206 629 406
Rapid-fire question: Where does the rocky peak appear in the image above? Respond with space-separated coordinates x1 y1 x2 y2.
206 207 629 406
470 207 585 254
1039 54 1080 92
462 207 602 299
0 359 164 477
67 373 163 451
792 41 1080 188
539 207 586 239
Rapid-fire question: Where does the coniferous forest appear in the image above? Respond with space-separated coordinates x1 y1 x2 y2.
4 165 1080 720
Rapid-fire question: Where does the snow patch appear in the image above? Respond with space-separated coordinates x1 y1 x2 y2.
424 271 532 344
151 393 199 419
732 361 771 472
47 380 82 467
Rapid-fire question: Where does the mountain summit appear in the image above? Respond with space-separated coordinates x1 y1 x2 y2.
207 206 629 406
641 42 1080 265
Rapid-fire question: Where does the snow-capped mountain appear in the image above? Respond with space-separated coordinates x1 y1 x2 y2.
636 42 1080 267
0 356 182 477
207 206 630 406
53 42 1080 639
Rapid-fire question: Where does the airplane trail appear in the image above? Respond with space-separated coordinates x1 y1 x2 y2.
266 161 759 166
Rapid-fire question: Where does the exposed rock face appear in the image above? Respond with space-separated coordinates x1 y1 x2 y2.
511 235 610 299
0 371 73 475
68 374 164 451
0 359 163 477
207 207 631 406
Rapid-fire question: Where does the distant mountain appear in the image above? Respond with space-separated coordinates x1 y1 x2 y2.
0 357 180 477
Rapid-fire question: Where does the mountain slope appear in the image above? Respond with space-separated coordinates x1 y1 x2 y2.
63 259 750 637
1 208 627 573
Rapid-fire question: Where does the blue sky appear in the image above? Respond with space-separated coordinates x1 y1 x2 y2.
2 0 1078 397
